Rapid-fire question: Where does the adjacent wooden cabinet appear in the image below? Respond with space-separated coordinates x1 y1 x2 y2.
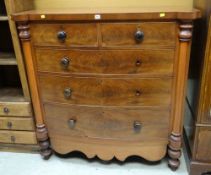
11 0 200 170
184 0 211 174
0 0 38 152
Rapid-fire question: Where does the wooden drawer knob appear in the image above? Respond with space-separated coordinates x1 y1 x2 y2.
135 90 142 96
135 29 144 43
136 60 142 66
7 122 13 129
3 107 9 114
68 119 76 129
57 31 67 42
60 57 70 68
133 121 142 133
64 88 72 99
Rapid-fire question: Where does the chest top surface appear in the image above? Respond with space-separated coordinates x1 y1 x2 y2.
12 7 201 22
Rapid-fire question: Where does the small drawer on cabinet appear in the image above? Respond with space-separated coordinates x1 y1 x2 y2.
0 117 34 131
101 22 177 48
44 104 170 142
39 74 172 106
35 48 174 76
31 23 98 47
0 102 32 117
0 131 37 144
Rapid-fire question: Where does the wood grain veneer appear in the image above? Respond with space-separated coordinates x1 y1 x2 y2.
12 4 200 170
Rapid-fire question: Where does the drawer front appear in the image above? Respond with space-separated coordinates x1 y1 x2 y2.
39 75 172 106
0 131 37 144
35 48 174 76
101 22 177 48
195 127 211 161
44 104 170 141
0 102 32 117
31 23 98 47
0 117 34 131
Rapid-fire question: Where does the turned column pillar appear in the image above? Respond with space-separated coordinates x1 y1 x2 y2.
18 22 52 159
168 22 193 170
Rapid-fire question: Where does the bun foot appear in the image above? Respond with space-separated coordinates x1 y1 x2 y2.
168 158 180 171
41 148 53 160
168 132 182 171
36 124 52 160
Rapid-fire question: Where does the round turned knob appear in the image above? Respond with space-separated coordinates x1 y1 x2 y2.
57 31 67 42
68 119 76 129
64 88 72 99
133 121 142 133
135 90 142 96
3 107 9 114
134 30 144 43
7 122 13 129
136 60 142 67
60 57 70 68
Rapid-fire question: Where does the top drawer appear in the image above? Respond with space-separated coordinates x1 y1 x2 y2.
30 23 98 47
101 22 177 48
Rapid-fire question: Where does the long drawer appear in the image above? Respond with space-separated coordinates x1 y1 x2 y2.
0 117 34 131
38 74 172 106
0 130 37 144
44 103 170 142
35 48 174 76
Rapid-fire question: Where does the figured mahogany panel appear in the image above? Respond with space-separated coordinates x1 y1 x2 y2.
38 74 172 106
44 103 169 140
30 23 98 47
101 22 177 48
35 48 174 76
44 103 169 161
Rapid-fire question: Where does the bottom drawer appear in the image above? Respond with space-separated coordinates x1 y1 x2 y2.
194 127 211 161
44 103 170 161
0 117 34 131
0 131 37 144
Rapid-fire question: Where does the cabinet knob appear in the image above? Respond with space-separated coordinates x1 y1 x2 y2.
3 107 9 114
7 122 13 129
135 29 144 43
60 57 70 68
68 119 76 129
136 60 142 67
135 90 142 96
133 121 142 133
64 88 72 99
57 31 67 42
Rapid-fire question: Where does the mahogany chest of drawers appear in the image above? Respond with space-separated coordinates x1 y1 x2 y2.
12 8 200 170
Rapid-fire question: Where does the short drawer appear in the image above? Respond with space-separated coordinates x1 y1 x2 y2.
0 117 34 131
35 48 174 76
0 102 32 117
0 130 37 144
39 74 172 106
31 23 98 47
101 22 177 48
44 103 170 142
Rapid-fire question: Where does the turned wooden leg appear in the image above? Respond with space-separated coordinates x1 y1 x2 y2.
168 133 182 170
36 124 52 160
